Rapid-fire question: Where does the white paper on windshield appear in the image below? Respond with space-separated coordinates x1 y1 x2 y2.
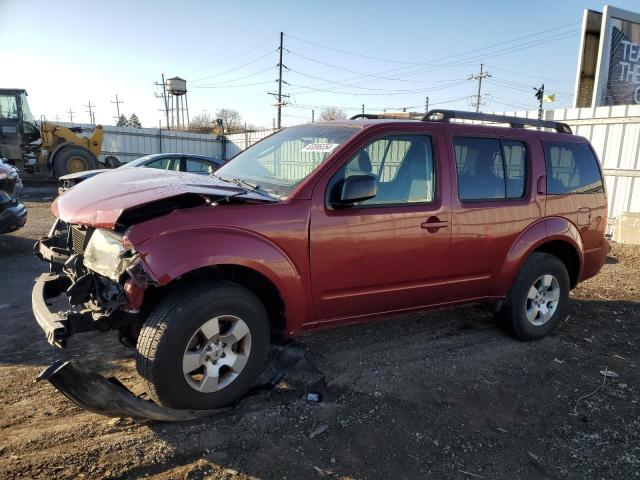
300 143 340 153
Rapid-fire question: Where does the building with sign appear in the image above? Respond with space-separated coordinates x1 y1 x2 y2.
575 5 640 107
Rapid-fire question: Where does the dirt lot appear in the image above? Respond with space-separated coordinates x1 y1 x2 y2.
1 188 638 480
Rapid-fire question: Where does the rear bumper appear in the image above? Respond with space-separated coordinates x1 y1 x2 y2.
0 201 27 234
580 239 609 283
32 273 104 348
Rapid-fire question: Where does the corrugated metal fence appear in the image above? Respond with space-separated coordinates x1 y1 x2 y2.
59 123 224 164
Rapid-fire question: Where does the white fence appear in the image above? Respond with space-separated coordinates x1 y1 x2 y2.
225 129 276 158
59 123 224 164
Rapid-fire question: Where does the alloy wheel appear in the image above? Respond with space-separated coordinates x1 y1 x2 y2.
182 315 252 393
525 274 561 326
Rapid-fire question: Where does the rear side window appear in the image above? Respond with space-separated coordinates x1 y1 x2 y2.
543 142 604 194
454 137 527 201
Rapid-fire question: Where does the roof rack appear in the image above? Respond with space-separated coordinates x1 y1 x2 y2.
423 109 572 134
350 112 424 120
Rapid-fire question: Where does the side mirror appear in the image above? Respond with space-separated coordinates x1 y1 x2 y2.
333 174 377 207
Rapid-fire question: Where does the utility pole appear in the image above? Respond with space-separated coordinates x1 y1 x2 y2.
469 63 491 112
277 31 283 129
55 115 60 122
111 94 124 120
534 84 545 120
268 32 289 129
154 74 170 129
362 104 365 115
311 109 314 122
84 101 95 124
425 96 429 114
67 108 75 123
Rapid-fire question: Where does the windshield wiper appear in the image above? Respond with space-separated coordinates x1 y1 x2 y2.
217 175 279 201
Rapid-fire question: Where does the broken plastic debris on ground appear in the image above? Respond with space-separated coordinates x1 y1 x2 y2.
37 341 334 422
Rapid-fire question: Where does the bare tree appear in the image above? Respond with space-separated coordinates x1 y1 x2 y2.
319 107 347 121
188 113 214 133
216 108 243 134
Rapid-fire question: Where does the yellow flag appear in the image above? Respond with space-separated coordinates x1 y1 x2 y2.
543 94 556 103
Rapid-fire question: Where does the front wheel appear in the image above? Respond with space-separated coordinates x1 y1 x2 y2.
136 280 270 409
496 252 570 340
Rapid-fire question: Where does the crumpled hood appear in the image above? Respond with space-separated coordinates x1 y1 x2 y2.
52 167 262 228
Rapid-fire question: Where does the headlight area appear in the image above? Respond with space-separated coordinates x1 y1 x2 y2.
83 228 135 282
64 228 151 315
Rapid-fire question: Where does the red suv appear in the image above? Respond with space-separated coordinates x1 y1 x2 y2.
32 110 608 410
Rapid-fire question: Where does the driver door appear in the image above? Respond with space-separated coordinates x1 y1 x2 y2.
309 132 452 324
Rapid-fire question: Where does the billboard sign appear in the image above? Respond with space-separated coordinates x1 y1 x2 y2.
574 5 640 107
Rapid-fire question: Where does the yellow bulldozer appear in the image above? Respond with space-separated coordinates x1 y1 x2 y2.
0 89 116 178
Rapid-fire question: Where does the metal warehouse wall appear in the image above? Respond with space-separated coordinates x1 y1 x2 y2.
58 123 224 163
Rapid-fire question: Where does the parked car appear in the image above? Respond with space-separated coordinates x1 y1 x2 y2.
58 153 224 193
0 159 27 234
32 110 608 410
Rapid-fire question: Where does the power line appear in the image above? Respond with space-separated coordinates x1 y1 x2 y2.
284 22 579 94
287 79 470 96
194 81 275 89
286 66 467 90
286 22 579 79
292 28 579 94
184 37 274 76
192 66 274 87
285 33 421 65
286 67 468 92
191 49 276 83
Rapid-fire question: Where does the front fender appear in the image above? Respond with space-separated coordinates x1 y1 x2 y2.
129 225 309 333
491 217 583 296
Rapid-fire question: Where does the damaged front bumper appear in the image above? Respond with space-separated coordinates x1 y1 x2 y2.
32 272 112 348
32 221 146 348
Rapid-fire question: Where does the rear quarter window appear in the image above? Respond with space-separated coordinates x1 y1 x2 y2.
543 141 604 194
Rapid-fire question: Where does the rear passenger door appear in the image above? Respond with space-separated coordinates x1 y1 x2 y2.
447 134 544 301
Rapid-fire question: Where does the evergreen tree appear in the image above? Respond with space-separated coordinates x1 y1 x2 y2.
116 114 128 127
127 113 142 128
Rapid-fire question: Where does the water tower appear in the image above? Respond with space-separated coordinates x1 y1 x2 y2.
166 76 190 129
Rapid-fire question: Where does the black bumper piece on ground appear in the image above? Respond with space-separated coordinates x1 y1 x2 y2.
32 273 101 348
0 201 27 234
37 342 334 422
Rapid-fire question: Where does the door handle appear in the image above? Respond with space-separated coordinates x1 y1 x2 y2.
537 175 546 194
421 217 448 232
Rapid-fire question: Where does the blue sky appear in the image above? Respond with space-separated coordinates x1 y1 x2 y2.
2 0 640 128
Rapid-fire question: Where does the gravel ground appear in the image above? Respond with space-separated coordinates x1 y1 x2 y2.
0 188 638 480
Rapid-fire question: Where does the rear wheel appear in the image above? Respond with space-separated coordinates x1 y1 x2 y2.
136 280 270 409
53 146 98 177
496 252 569 340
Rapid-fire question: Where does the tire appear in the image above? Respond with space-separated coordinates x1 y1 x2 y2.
136 280 270 410
496 252 570 340
104 155 121 168
53 146 99 177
